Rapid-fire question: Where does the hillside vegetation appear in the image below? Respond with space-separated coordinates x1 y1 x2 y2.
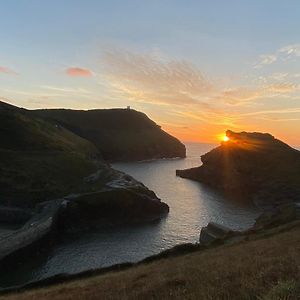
0 103 100 207
32 108 186 161
0 102 173 216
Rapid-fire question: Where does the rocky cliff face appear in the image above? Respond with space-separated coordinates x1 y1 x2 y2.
177 130 300 206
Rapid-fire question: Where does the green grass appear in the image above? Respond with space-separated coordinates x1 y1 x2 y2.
0 149 98 207
0 108 100 207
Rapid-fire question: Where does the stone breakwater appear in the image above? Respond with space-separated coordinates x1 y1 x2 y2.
0 167 169 263
0 200 62 261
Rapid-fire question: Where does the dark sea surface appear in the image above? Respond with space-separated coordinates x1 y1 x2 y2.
0 143 261 288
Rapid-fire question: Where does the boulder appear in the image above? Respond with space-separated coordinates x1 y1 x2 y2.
199 222 234 245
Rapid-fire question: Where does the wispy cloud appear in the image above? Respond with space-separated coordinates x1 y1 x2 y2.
98 48 300 142
0 88 63 99
102 49 297 109
255 54 277 67
241 107 300 117
102 49 213 107
40 85 92 94
66 67 93 77
279 44 300 58
220 83 298 106
255 43 300 68
0 96 14 103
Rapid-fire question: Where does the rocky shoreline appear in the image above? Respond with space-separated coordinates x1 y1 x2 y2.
199 202 300 246
0 167 169 268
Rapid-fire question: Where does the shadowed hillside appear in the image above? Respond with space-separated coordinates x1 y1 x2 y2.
177 130 300 206
0 101 170 272
0 101 169 223
0 102 100 207
32 108 186 161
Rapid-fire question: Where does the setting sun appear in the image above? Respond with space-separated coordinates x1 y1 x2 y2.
223 135 230 142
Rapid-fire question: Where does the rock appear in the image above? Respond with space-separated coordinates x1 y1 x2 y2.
199 222 234 245
61 187 169 229
198 201 300 252
177 130 300 206
199 203 300 248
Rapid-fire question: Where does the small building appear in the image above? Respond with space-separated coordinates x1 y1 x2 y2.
127 106 131 110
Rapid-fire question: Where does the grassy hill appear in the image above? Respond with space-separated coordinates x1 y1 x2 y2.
0 102 100 207
2 221 300 299
32 108 186 161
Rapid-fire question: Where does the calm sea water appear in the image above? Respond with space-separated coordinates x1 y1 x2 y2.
0 143 261 288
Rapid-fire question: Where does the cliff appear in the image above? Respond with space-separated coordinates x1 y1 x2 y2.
0 101 168 223
177 130 300 206
32 108 186 161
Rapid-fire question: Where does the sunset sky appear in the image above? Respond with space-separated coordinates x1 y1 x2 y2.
1 1 300 145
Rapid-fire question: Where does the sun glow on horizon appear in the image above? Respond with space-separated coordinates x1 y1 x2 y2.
222 135 230 142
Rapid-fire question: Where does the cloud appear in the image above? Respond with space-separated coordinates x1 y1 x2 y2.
99 48 300 141
240 107 300 118
220 88 262 104
269 72 289 81
266 82 296 93
0 66 17 75
40 85 92 94
102 49 213 106
279 44 300 58
255 55 277 68
213 83 297 106
102 49 298 110
0 96 13 103
66 67 93 77
255 43 300 68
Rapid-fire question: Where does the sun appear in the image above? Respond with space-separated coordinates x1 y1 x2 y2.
222 135 230 142
216 133 231 143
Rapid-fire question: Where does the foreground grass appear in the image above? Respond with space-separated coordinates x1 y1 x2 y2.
2 222 300 300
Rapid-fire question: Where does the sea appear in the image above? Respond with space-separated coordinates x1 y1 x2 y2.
0 143 261 288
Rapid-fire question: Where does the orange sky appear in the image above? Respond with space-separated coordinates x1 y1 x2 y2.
1 2 300 147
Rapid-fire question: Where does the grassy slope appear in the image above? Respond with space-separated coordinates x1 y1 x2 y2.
32 108 186 161
0 105 100 207
3 222 300 300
